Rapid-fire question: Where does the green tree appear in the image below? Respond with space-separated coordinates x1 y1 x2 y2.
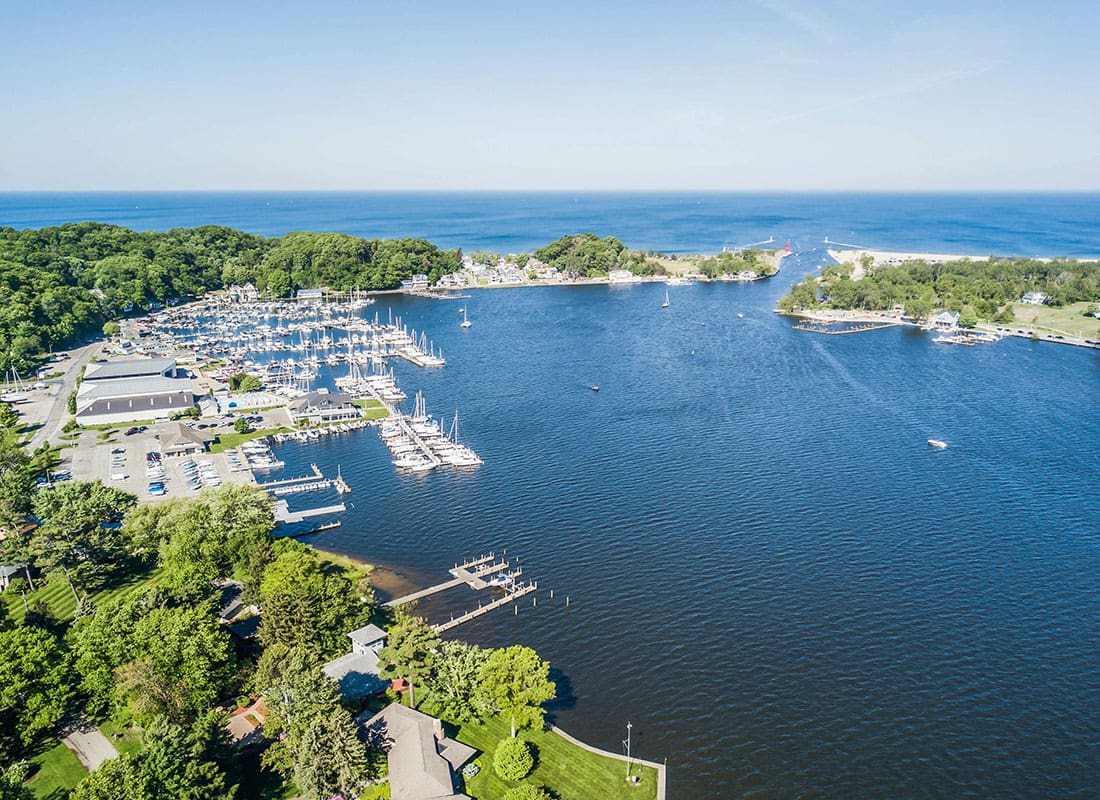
29 480 136 591
477 645 556 737
228 373 262 393
70 712 236 800
422 640 490 722
376 615 441 708
0 404 17 429
257 543 369 656
0 626 73 748
494 736 534 780
0 761 34 800
70 591 235 723
233 417 251 434
252 645 375 798
101 321 120 337
0 429 32 533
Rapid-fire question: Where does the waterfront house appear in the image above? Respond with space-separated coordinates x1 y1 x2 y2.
227 283 259 303
323 623 388 698
608 269 642 284
287 390 359 425
1021 291 1048 305
358 703 475 800
159 422 213 457
930 310 961 330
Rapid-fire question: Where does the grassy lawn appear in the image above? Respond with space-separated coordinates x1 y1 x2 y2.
26 740 87 799
1003 301 1100 339
3 563 166 625
209 427 292 453
98 719 144 757
352 398 390 421
446 713 658 800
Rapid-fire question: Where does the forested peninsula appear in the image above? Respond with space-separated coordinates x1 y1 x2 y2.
778 255 1100 325
0 225 673 371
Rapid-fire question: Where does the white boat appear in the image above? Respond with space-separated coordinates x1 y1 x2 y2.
460 307 471 328
927 439 948 449
661 289 669 309
665 276 693 286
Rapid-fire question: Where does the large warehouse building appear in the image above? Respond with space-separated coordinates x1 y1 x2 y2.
76 357 196 426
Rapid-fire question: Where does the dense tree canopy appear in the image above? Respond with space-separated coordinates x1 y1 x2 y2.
534 233 661 277
477 645 556 738
257 542 370 657
779 256 1100 318
0 223 463 369
0 625 73 750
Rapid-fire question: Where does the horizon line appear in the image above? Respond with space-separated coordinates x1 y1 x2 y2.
2 188 1100 195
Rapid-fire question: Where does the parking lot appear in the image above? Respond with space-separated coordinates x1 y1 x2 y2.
62 416 278 503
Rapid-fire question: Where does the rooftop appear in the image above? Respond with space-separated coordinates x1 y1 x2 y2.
359 704 474 800
83 357 176 382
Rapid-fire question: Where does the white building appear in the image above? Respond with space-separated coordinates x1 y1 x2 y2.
76 358 195 426
608 269 642 284
287 390 360 425
1021 291 1048 305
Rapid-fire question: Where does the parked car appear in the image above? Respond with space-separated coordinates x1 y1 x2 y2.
124 427 139 436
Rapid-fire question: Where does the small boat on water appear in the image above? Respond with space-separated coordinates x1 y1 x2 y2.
661 289 670 309
927 439 948 449
460 307 471 328
590 385 600 392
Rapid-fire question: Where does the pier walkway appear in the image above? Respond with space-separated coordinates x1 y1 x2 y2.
433 582 537 633
383 553 510 607
272 500 346 524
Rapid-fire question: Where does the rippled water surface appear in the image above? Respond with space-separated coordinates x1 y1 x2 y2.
5 193 1099 797
265 271 1100 798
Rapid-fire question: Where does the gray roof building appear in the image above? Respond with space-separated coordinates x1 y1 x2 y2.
160 422 213 456
76 391 197 423
83 357 177 382
323 623 389 699
358 704 475 800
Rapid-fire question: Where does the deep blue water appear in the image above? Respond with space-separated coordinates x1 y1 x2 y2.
3 191 1100 257
5 193 1100 797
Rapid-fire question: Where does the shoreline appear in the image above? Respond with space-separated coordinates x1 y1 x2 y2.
829 247 1100 267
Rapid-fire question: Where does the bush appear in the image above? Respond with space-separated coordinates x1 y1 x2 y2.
67 391 77 415
62 418 80 433
494 737 534 781
503 786 551 800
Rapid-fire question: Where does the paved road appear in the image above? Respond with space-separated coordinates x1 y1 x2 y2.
29 342 102 451
62 716 118 771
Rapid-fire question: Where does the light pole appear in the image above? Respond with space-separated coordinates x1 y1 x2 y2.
624 721 632 780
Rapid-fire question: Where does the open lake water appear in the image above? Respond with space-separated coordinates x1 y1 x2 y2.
4 192 1099 797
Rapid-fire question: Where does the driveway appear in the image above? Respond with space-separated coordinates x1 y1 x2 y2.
62 716 118 770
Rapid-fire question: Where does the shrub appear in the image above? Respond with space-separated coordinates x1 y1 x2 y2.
494 737 534 781
503 786 551 800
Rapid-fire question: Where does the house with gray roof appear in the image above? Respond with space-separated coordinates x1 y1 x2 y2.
323 623 388 698
358 703 475 800
159 422 213 457
287 390 359 425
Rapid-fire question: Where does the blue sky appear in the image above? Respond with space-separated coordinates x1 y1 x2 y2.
2 1 1097 190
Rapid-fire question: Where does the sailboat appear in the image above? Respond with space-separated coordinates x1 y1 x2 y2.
460 307 471 328
661 289 670 309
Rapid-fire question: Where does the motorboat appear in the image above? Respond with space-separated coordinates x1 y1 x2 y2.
927 439 948 449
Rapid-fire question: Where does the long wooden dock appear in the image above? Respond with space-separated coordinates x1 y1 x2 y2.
383 553 507 607
258 463 324 488
433 582 538 633
793 321 901 335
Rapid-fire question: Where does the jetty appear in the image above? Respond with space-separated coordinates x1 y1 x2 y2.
793 321 901 335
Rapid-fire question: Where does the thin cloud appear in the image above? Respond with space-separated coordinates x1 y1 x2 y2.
759 0 839 43
739 60 1001 131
